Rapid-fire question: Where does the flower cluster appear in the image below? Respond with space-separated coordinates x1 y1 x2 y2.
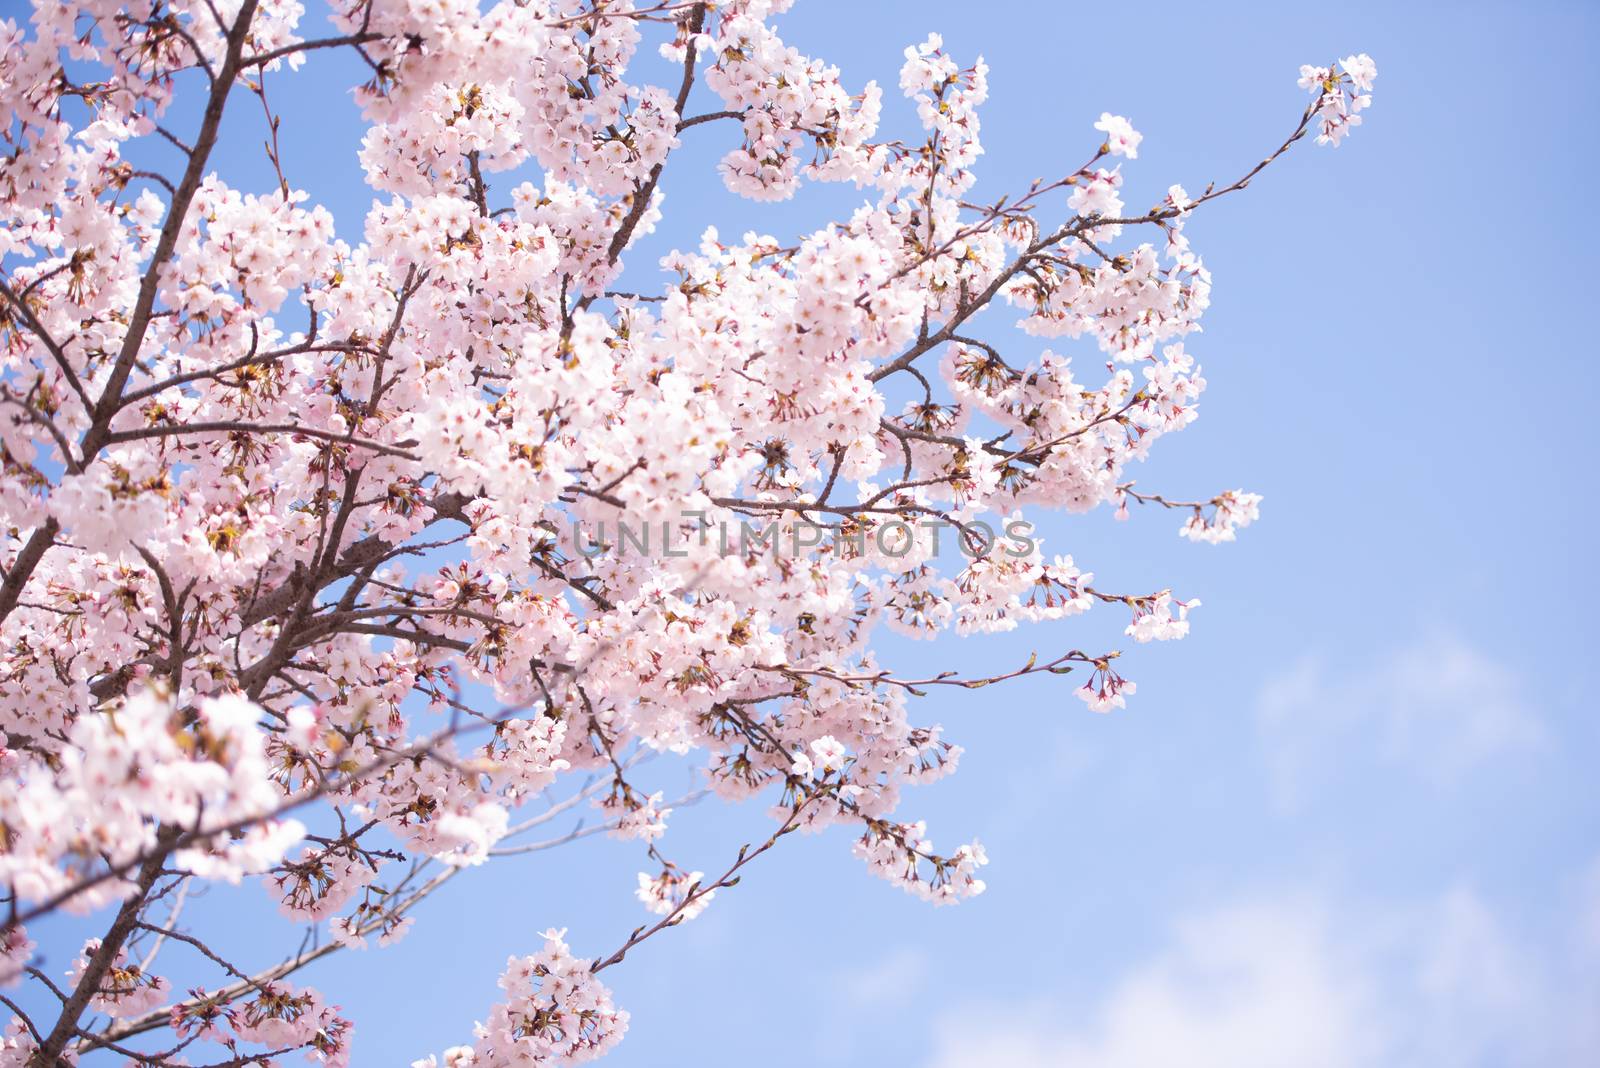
0 927 31 989
1180 489 1265 544
68 939 169 1019
635 868 714 921
462 930 629 1067
233 982 355 1067
853 819 989 906
1300 54 1379 146
1 691 302 912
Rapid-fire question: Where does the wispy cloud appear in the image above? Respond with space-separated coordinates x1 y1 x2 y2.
1582 857 1600 953
811 946 933 1063
835 945 930 1009
924 879 1598 1068
1256 633 1543 809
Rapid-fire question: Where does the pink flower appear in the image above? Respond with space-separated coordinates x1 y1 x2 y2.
1094 112 1143 158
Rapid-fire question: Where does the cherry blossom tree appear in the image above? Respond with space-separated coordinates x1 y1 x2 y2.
0 0 1376 1062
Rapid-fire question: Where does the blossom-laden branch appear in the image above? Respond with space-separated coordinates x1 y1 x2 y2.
0 0 1376 1061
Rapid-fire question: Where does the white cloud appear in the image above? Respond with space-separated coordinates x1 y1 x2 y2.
1581 856 1600 953
925 883 1598 1068
835 945 929 1009
1256 633 1543 809
812 946 933 1062
925 898 1377 1068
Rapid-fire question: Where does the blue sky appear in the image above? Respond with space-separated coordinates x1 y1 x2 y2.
12 1 1599 1064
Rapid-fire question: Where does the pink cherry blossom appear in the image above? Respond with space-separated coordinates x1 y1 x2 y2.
0 1 1376 1062
1094 111 1143 158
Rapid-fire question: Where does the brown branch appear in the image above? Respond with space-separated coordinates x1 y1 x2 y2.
600 2 707 267
103 421 421 461
33 832 176 1064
